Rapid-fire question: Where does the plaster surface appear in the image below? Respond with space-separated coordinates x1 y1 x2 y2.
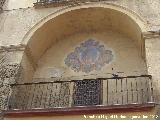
1 0 160 46
33 31 147 79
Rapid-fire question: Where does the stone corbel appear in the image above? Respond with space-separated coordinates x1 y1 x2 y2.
142 30 160 39
0 44 25 52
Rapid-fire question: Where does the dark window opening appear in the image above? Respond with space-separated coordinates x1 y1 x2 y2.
73 79 102 106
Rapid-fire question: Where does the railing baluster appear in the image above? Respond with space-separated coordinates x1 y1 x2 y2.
116 78 122 105
107 79 113 105
107 79 108 105
31 84 36 109
120 79 123 105
113 79 116 105
33 84 37 108
135 78 138 103
131 77 137 103
38 84 42 108
150 79 154 102
126 78 128 104
146 78 150 103
41 84 45 108
137 77 141 104
22 85 27 109
26 85 31 109
116 79 118 104
44 84 48 108
131 80 133 103
16 86 21 109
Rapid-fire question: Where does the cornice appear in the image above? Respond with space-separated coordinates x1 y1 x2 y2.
142 30 160 39
0 44 26 52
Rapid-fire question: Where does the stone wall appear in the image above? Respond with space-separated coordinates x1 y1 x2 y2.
0 0 160 46
0 46 25 111
0 51 21 110
145 36 160 103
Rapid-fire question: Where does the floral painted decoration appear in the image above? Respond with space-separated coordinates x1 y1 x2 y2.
65 39 114 73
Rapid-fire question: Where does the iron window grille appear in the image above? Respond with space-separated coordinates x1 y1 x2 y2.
72 79 102 106
0 0 5 10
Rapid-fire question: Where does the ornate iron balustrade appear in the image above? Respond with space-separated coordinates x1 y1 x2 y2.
6 75 155 111
34 0 115 8
0 0 5 10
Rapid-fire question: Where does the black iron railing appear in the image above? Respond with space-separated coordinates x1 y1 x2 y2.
7 75 155 110
0 0 5 10
34 0 111 8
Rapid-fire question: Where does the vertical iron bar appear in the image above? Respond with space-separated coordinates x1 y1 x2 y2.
135 78 138 103
107 79 108 105
131 81 133 103
116 79 118 104
121 79 123 105
126 78 128 104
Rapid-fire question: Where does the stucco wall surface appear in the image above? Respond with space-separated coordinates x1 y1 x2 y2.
145 37 160 103
0 0 160 46
34 31 147 79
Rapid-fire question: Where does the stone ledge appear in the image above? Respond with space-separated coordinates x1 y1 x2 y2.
3 103 155 117
0 44 25 52
143 30 160 39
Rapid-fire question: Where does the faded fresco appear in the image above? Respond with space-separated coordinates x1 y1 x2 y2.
65 39 114 73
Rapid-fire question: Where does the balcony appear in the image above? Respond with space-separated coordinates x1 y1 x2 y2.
3 75 155 116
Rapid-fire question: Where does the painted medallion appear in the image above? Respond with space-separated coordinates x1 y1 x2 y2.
65 39 114 73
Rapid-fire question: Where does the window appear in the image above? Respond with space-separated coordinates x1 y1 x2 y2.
73 79 102 106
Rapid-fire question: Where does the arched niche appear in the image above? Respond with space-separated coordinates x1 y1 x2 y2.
20 3 148 82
